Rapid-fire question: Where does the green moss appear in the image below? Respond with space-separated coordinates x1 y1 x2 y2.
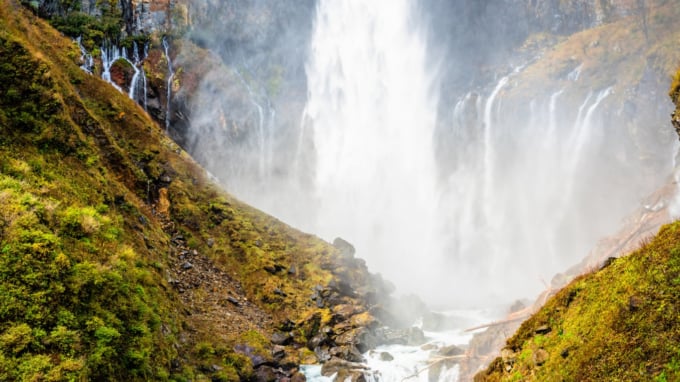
478 221 680 381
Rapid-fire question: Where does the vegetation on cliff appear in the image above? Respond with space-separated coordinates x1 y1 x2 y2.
0 1 389 380
477 192 680 379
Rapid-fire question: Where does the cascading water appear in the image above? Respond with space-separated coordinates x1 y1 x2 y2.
300 0 444 297
75 36 94 73
162 37 175 130
99 41 148 107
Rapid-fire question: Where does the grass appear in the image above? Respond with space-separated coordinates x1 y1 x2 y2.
477 219 680 381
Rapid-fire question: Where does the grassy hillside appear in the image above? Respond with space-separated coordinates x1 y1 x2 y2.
475 66 680 380
476 212 680 379
0 1 386 380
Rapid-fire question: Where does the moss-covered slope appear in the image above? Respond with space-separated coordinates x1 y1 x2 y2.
0 1 387 380
476 217 680 381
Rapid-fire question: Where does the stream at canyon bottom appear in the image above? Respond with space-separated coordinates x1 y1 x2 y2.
301 308 500 381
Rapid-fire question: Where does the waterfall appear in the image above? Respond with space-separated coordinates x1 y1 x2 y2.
232 68 276 183
76 36 94 73
184 0 674 309
100 43 124 92
162 37 175 130
301 0 443 296
482 75 510 225
128 41 149 110
97 40 148 108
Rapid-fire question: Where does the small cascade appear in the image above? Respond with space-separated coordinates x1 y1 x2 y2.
162 37 175 130
570 87 612 165
567 64 583 81
546 89 564 139
99 40 148 108
75 36 94 73
232 69 276 182
100 43 125 92
555 87 613 220
482 75 510 220
128 41 149 110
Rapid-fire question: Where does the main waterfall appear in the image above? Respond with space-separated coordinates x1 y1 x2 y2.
184 0 676 309
300 0 445 298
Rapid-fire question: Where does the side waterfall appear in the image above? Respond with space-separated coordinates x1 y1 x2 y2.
162 37 175 130
79 38 148 109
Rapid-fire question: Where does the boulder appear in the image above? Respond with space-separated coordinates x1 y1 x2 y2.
271 332 293 346
335 328 378 353
321 357 369 379
379 352 394 361
332 237 356 258
533 348 549 366
329 345 364 363
437 344 465 357
307 332 329 350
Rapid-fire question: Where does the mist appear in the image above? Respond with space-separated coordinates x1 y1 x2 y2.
174 0 678 307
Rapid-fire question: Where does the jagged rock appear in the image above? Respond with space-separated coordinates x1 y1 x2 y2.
533 348 549 366
333 237 356 258
332 304 363 321
350 312 379 329
272 345 286 361
328 278 355 297
335 327 378 353
226 296 240 306
307 332 329 350
321 357 369 379
254 365 278 382
600 256 617 270
181 261 193 270
535 325 551 335
264 265 278 274
314 346 331 363
329 345 364 363
335 369 370 382
379 351 394 361
278 319 296 332
501 348 516 372
271 332 293 345
438 344 465 357
234 344 269 367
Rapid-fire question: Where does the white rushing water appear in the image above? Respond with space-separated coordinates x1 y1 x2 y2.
299 0 444 298
162 37 175 130
98 40 148 108
302 309 497 381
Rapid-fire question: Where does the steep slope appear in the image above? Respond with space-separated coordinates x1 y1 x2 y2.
474 73 680 380
0 1 392 381
476 221 680 381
